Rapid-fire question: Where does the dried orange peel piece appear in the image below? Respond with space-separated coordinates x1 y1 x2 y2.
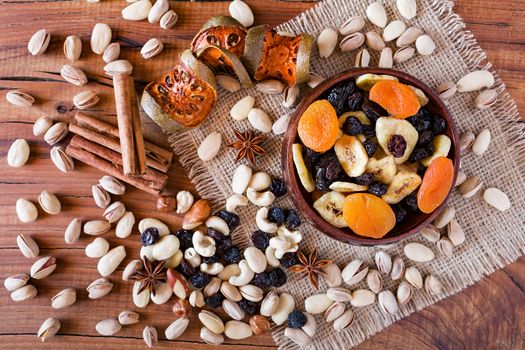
369 80 421 119
343 193 396 238
417 156 454 213
298 100 339 152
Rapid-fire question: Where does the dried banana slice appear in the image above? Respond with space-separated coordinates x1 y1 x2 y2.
292 143 315 192
408 85 428 106
338 111 371 127
376 117 418 165
356 73 398 91
421 134 451 167
329 181 368 193
397 162 419 173
313 191 347 228
334 135 368 177
365 156 397 184
382 171 422 204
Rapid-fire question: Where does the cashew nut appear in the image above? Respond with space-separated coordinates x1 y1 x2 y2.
184 247 201 268
176 191 194 214
248 172 271 191
277 225 303 244
269 236 292 251
256 207 278 233
229 259 254 286
192 231 216 257
225 194 248 213
218 264 241 280
265 246 280 267
270 225 303 259
140 245 155 262
274 244 298 259
165 249 183 268
205 216 230 236
200 262 224 275
246 187 275 206
232 164 252 195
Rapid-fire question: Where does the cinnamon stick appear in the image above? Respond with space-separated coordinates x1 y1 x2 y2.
65 144 165 196
73 112 173 173
113 73 137 175
128 76 147 175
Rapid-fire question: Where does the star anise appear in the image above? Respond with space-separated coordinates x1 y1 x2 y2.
129 257 167 296
227 129 267 166
290 247 333 289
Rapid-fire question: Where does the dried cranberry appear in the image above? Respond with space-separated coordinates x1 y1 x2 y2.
342 116 362 136
268 207 285 224
362 99 387 124
216 210 240 231
284 210 301 229
418 130 433 146
347 91 364 111
140 228 159 246
387 135 407 158
251 230 270 250
280 252 298 268
393 205 407 224
269 178 287 197
432 116 446 134
179 260 197 278
354 172 375 186
368 182 388 197
363 139 377 157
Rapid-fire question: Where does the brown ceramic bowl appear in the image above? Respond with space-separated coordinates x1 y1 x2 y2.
282 68 460 246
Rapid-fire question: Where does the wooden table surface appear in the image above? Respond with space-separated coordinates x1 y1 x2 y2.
0 0 524 349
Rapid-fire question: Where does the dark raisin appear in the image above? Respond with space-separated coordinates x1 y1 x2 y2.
342 116 362 136
175 229 193 251
268 207 285 224
425 141 434 155
269 178 287 197
363 139 377 157
362 99 387 124
205 293 224 308
217 236 233 252
239 299 259 315
284 210 301 229
368 182 388 197
287 310 307 328
354 172 375 186
407 110 431 132
432 116 446 134
361 124 376 137
216 210 240 231
189 272 209 289
327 82 356 115
409 147 430 162
269 268 287 287
207 228 227 244
418 130 433 146
251 230 270 250
393 205 407 224
201 253 219 264
223 246 241 264
302 147 321 173
140 227 160 246
387 135 407 158
253 272 273 289
404 192 419 211
347 91 364 111
280 252 299 268
178 260 197 278
315 153 344 191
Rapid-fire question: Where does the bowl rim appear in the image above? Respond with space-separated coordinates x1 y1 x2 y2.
281 67 460 246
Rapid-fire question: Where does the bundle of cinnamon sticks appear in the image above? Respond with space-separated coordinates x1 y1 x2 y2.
66 74 174 196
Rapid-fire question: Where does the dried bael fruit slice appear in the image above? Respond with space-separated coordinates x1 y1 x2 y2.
292 143 315 193
191 16 247 58
141 50 217 133
195 45 253 89
355 73 398 91
243 25 313 85
417 156 454 213
343 193 395 238
382 171 422 204
313 191 347 228
369 80 420 119
421 134 451 166
334 135 368 177
298 100 339 152
376 117 418 164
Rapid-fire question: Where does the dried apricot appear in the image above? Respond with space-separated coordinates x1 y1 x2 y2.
298 100 339 152
343 193 396 238
369 80 420 119
417 156 454 213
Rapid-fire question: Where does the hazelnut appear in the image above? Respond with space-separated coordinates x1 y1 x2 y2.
182 199 211 230
249 314 270 335
172 298 192 318
157 195 176 213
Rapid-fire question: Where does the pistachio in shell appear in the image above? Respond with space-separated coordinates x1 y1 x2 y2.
141 49 217 133
195 45 253 89
191 16 247 58
242 25 313 86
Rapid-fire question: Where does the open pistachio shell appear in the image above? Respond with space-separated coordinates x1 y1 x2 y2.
196 45 253 89
191 16 247 58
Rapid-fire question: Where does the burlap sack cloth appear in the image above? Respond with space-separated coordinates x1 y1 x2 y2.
164 0 525 348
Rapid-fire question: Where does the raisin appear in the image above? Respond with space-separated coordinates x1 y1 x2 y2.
432 116 446 134
404 192 419 211
361 124 376 137
363 139 377 157
207 228 227 244
140 228 160 246
205 293 224 308
315 153 344 191
284 210 301 229
201 253 219 264
253 272 273 289
217 236 233 252
267 207 285 224
239 299 259 315
407 110 431 132
327 82 356 115
216 210 240 231
287 310 307 328
251 230 270 250
302 146 321 173
393 205 407 224
223 246 241 264
362 98 387 124
387 135 407 158
409 147 430 162
269 268 287 287
354 172 375 186
368 182 388 197
269 178 287 197
189 272 210 289
342 116 362 136
280 252 298 268
418 130 433 146
178 260 197 278
175 229 193 251
347 91 364 111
